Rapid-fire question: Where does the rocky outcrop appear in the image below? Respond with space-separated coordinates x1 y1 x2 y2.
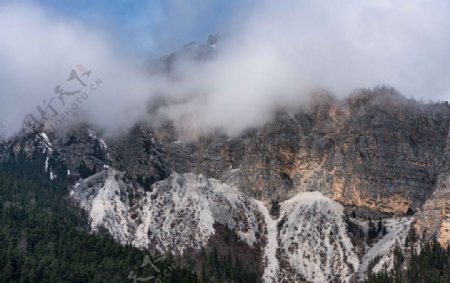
149 33 220 74
52 127 111 179
151 88 450 217
71 168 265 254
276 192 359 283
3 86 450 281
107 123 169 190
415 118 450 246
70 170 414 282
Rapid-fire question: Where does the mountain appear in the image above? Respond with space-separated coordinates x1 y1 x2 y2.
0 146 200 282
2 35 450 282
2 83 450 282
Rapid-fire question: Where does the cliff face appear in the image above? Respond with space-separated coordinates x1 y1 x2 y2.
415 115 450 246
2 87 450 281
143 36 450 219
71 169 265 254
153 88 450 216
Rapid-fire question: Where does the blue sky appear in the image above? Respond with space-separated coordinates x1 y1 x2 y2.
31 0 255 56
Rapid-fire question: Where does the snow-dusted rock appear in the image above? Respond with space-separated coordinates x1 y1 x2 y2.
72 169 415 282
71 169 265 254
358 217 413 279
276 192 359 283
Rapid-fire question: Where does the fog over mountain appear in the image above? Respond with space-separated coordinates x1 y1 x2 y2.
1 0 450 138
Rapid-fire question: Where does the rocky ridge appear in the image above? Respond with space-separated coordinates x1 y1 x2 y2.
1 88 450 282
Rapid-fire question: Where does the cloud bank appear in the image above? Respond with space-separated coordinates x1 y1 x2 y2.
1 0 450 139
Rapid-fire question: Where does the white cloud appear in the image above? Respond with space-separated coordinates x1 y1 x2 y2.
158 0 450 136
2 0 450 139
0 2 163 137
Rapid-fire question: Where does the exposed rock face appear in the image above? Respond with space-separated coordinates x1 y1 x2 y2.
149 33 220 74
415 124 450 246
107 123 169 190
70 173 413 282
276 192 359 283
3 87 450 281
153 88 450 217
53 127 111 178
357 216 413 278
71 169 142 244
71 168 265 255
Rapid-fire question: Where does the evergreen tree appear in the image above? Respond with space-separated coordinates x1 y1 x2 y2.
0 156 199 282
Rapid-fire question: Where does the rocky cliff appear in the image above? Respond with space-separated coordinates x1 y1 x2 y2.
1 87 450 282
152 88 450 216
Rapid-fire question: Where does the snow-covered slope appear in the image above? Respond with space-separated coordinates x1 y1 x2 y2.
255 192 413 283
71 169 265 254
358 217 413 279
71 169 143 244
277 192 359 283
136 172 264 253
255 200 280 282
72 169 414 282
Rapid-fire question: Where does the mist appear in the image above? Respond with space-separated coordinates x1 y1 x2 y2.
1 0 450 139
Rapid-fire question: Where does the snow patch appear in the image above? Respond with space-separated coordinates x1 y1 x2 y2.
37 132 53 153
98 138 111 160
255 200 279 283
44 157 49 172
87 129 97 139
278 192 359 283
72 169 135 244
358 217 413 279
70 173 413 282
71 170 264 254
